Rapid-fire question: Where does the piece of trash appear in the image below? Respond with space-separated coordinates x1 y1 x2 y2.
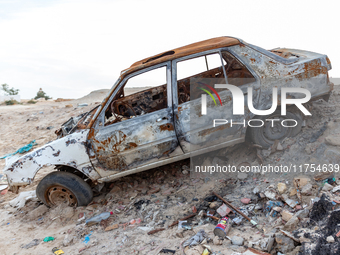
83 232 92 244
217 203 231 217
183 229 208 247
0 140 37 159
0 184 8 192
178 220 187 230
9 190 36 208
213 191 257 226
85 211 113 226
214 216 231 238
78 103 88 107
1 188 8 195
43 236 55 242
202 248 210 255
104 223 119 232
233 217 242 225
21 239 40 249
52 247 64 254
160 248 176 254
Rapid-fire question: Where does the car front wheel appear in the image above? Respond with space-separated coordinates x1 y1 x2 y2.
36 171 93 207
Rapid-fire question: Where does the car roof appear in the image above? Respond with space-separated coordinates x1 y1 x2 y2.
120 36 241 77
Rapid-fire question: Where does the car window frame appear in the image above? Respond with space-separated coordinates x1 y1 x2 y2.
94 61 172 129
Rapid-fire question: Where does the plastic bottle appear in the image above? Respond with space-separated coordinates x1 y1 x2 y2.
85 211 113 226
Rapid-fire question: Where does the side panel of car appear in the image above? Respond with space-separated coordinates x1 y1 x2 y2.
88 62 184 178
172 49 260 154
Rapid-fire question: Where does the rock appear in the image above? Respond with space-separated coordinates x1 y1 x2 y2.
284 216 299 231
294 177 310 188
185 245 204 255
213 236 223 245
323 183 333 192
267 236 275 252
277 183 287 194
277 143 283 151
253 187 261 194
275 233 295 253
301 183 313 195
281 210 294 222
289 187 297 196
241 198 251 204
325 135 340 146
237 172 248 180
285 198 298 208
63 234 75 247
327 236 335 243
27 205 49 220
231 236 244 246
295 208 309 219
61 206 74 219
209 201 220 209
273 206 282 212
264 190 277 200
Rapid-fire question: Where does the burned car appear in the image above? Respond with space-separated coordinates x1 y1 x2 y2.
3 37 333 206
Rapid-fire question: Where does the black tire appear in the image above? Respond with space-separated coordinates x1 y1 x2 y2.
248 110 298 149
36 171 93 207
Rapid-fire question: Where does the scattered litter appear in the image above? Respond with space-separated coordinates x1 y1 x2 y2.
0 140 37 159
43 236 55 242
21 239 40 249
183 229 207 247
52 247 64 254
83 233 92 244
85 211 113 226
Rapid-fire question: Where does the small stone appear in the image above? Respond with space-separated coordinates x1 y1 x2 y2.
294 177 310 188
237 172 248 180
253 187 261 194
325 135 340 146
273 206 282 212
281 210 294 222
231 236 244 246
63 234 74 247
277 143 283 151
284 216 299 231
241 198 251 204
277 183 287 194
27 205 49 220
213 236 223 245
301 183 313 195
209 201 220 209
327 236 335 243
289 188 297 196
323 183 333 192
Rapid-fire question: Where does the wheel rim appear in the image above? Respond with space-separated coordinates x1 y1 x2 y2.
45 185 77 206
261 115 293 144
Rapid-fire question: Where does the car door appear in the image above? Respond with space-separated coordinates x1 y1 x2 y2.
88 62 183 177
172 49 260 154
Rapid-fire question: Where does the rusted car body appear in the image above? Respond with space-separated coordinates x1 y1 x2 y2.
2 37 333 205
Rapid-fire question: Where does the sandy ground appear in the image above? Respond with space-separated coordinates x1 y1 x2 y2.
1 86 340 255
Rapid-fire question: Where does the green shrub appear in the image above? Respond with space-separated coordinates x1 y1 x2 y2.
4 99 19 105
27 99 37 104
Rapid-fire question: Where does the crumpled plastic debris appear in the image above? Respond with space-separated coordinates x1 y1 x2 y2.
0 140 37 159
9 190 36 208
183 229 208 247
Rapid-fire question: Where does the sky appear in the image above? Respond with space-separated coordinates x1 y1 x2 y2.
0 0 339 99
